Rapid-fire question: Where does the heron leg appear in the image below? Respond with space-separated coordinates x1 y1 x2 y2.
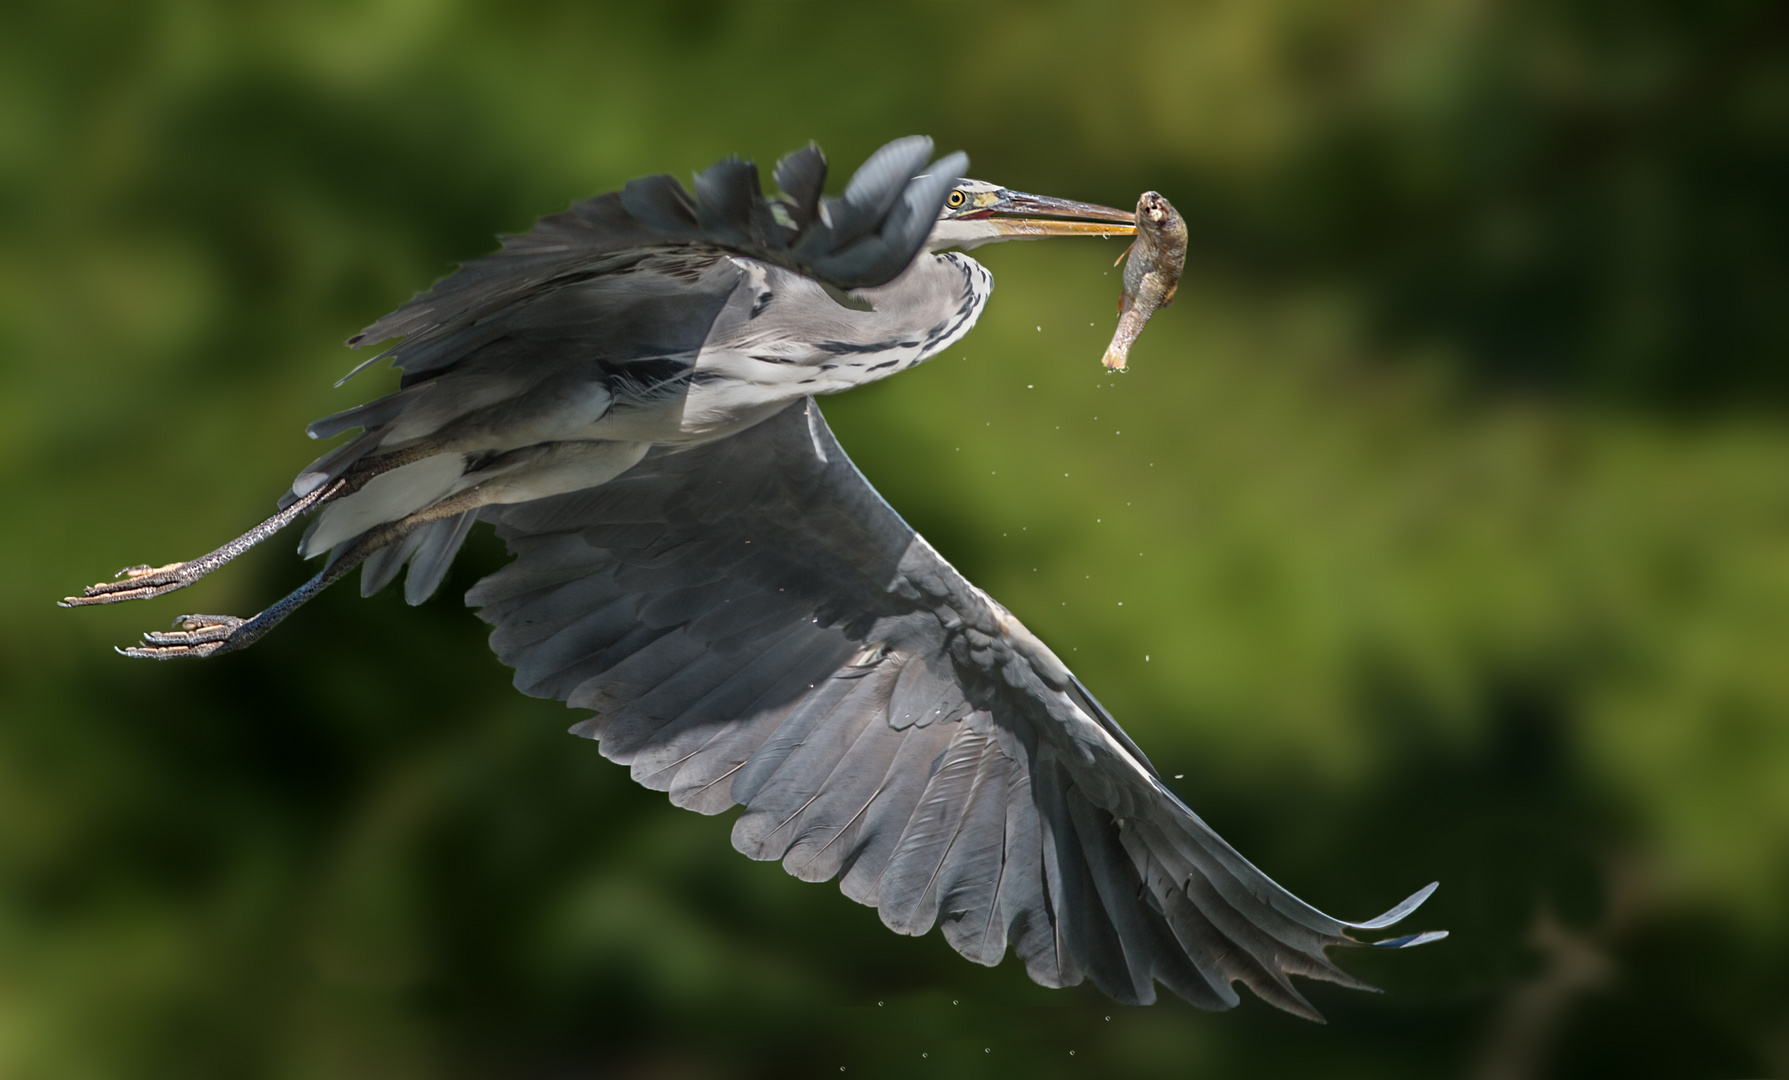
60 443 443 608
60 479 349 607
116 487 481 660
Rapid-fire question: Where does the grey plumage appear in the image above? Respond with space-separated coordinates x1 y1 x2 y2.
73 136 1442 1016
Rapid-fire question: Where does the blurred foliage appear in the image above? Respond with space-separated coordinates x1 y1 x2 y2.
4 0 1789 1077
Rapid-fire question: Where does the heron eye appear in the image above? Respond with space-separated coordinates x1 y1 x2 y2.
946 190 967 209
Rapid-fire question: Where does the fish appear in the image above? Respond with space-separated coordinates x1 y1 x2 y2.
1101 191 1186 371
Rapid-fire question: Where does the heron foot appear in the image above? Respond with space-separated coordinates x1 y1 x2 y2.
117 613 253 660
61 562 207 607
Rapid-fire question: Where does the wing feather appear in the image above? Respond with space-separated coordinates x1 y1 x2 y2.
1031 758 1129 997
778 707 912 882
404 510 477 604
875 724 995 936
994 771 1058 980
931 740 1014 963
358 524 426 597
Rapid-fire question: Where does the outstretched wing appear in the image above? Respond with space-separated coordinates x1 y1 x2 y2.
469 399 1442 1019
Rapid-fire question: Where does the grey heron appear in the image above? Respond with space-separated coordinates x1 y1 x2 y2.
63 136 1443 1018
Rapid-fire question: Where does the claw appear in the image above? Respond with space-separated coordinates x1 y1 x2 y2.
61 562 196 607
118 614 247 660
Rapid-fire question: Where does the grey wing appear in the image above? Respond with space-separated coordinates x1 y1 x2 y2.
343 136 965 382
469 399 1443 1018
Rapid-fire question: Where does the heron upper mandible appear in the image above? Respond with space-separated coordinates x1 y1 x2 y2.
64 136 1442 1018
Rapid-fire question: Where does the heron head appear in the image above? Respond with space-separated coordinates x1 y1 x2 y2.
927 178 1137 251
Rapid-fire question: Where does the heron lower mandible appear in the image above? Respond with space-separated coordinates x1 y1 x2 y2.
63 136 1443 1017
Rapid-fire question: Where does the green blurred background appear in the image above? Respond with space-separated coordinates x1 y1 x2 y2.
4 1 1788 1076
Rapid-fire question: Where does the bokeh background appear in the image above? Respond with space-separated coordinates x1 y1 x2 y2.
5 1 1789 1076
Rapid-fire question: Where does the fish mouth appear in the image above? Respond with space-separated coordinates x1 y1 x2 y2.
975 190 1137 239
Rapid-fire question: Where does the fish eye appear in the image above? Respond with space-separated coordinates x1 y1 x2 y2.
946 189 967 209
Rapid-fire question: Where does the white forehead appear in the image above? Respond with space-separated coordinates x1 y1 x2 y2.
952 178 1002 195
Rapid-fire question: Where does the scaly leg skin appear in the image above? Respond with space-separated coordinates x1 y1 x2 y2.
60 478 349 607
117 486 482 660
61 440 445 609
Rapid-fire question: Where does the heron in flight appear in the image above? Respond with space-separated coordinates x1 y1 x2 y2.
64 136 1442 1018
